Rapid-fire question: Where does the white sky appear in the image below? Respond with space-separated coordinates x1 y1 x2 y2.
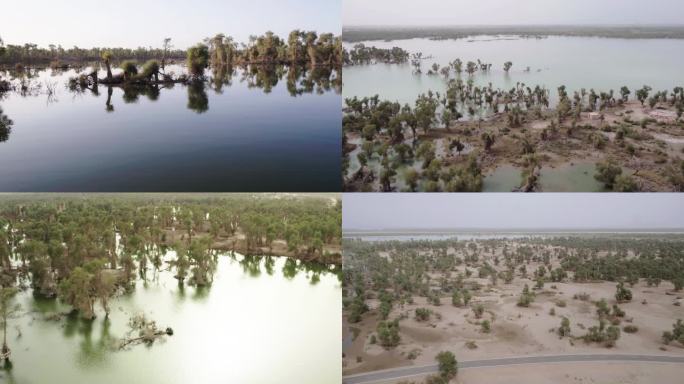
343 194 684 230
344 0 684 26
2 0 341 49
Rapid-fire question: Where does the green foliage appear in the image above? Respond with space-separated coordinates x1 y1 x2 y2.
594 159 623 189
662 319 684 345
187 44 210 77
415 307 432 321
481 319 491 333
517 284 534 307
584 319 621 347
377 319 401 348
615 282 633 302
436 351 458 380
472 303 484 318
558 317 571 337
120 60 138 78
140 60 161 80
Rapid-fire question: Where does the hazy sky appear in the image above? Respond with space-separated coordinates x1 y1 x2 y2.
343 194 684 230
344 0 684 26
2 0 340 49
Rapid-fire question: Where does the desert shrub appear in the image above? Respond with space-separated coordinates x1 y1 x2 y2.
407 348 422 360
377 319 401 348
415 307 432 321
623 325 639 333
472 304 484 318
481 320 491 333
594 159 622 189
558 317 571 337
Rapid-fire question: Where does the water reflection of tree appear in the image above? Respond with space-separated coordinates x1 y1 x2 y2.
237 254 337 284
61 314 114 369
210 64 235 94
55 63 338 114
186 81 208 113
122 84 161 104
0 106 13 143
75 317 113 369
223 64 341 97
0 358 16 384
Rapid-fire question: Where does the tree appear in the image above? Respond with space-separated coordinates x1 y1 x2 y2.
120 60 138 81
558 317 571 337
101 51 113 80
1 287 20 357
636 85 652 106
594 159 622 189
377 319 400 348
481 132 496 152
503 61 513 72
161 38 173 68
517 284 534 307
615 282 633 302
187 44 209 78
436 351 458 381
620 86 631 102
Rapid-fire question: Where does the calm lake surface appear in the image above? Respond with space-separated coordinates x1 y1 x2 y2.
1 254 341 384
0 64 341 191
343 36 684 105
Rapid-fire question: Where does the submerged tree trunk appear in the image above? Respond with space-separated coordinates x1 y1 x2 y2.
105 60 113 80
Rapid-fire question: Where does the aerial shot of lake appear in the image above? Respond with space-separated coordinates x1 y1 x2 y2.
343 36 684 105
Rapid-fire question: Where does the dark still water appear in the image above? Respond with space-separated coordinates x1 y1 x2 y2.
0 65 341 191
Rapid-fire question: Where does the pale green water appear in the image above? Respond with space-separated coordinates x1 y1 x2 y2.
1 254 341 384
483 164 522 192
483 162 606 192
343 36 684 105
539 162 606 192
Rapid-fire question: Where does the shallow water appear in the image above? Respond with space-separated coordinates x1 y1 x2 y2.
539 162 606 192
483 164 522 192
482 161 606 192
0 254 341 384
0 64 341 191
343 36 684 105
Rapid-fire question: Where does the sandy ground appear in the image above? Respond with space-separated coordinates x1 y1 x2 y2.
343 243 684 380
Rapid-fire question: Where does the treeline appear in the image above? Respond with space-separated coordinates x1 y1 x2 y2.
0 30 343 67
0 194 341 319
343 235 684 324
0 40 185 65
341 25 684 43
